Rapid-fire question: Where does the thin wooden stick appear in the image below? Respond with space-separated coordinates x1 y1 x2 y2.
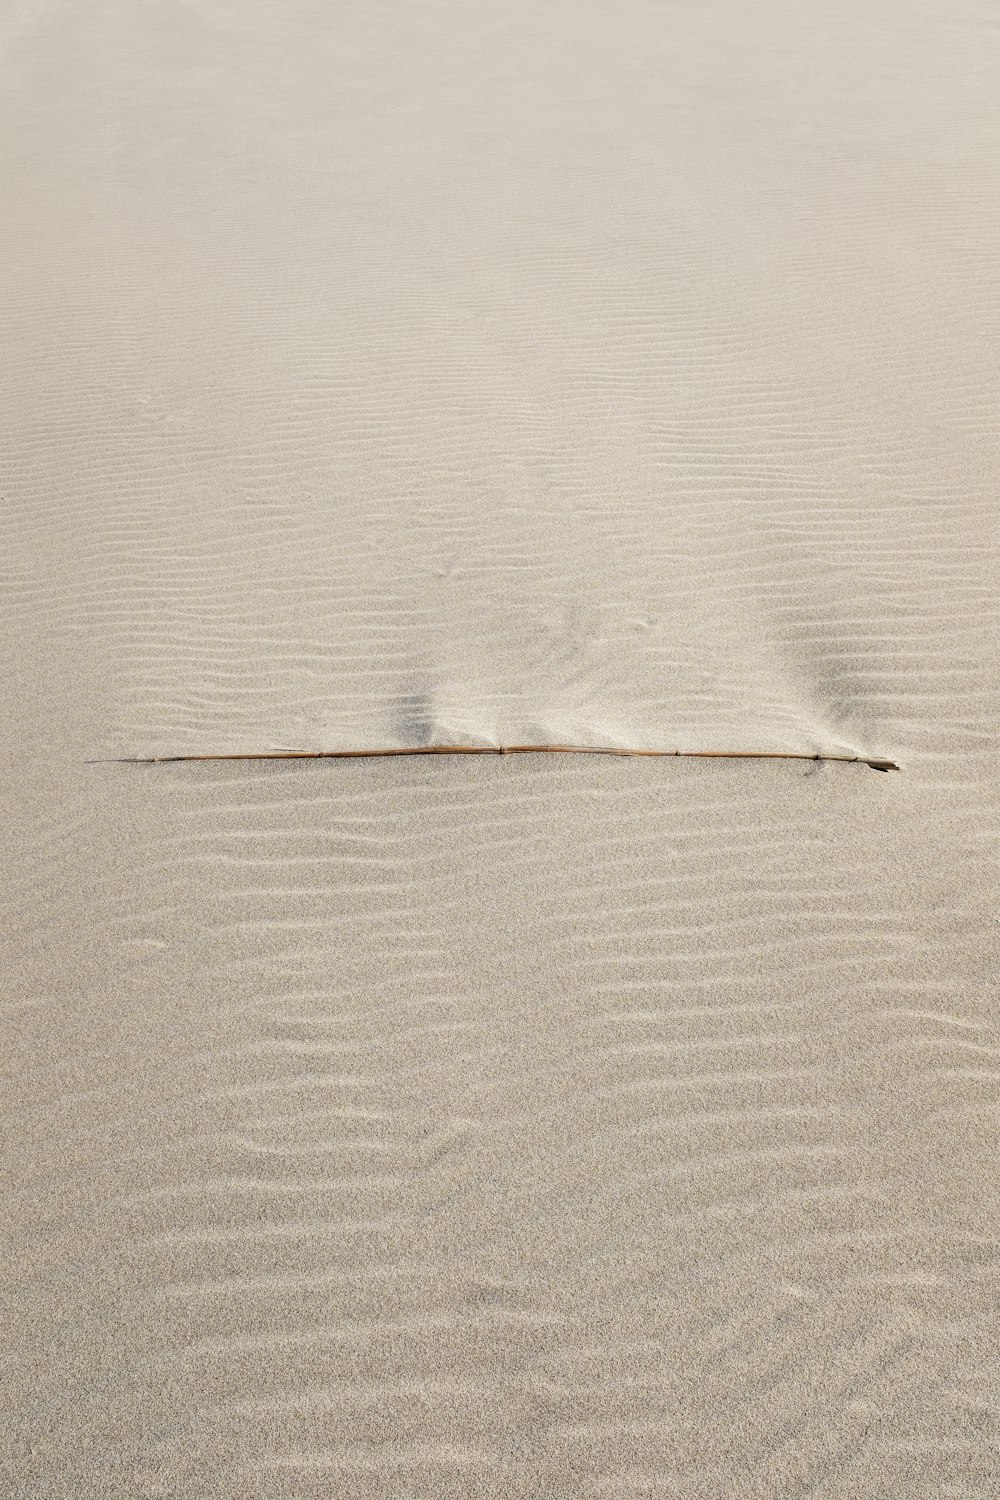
90 746 899 771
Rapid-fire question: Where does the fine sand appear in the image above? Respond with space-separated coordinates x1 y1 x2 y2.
3 2 999 1496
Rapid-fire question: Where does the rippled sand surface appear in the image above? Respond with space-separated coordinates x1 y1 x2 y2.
3 2 999 1496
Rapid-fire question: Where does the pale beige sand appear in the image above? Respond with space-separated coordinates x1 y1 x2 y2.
2 1 999 1496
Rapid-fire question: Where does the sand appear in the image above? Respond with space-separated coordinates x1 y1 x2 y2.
2 1 998 1496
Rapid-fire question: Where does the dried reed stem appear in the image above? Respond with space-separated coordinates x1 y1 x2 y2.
91 747 899 771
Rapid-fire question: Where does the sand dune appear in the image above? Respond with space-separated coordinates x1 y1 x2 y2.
3 1 998 1496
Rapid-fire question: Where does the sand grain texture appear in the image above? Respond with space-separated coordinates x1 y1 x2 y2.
2 2 999 1497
